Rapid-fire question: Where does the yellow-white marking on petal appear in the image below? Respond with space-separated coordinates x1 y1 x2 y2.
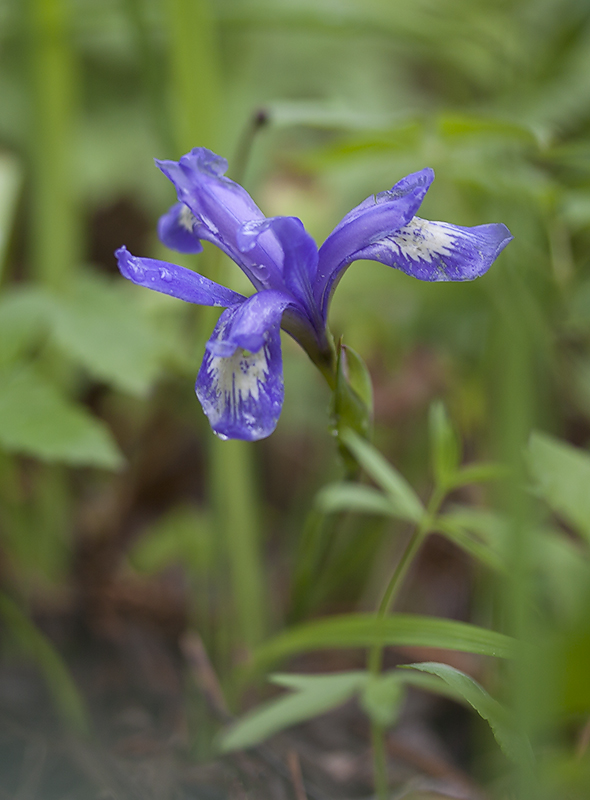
207 345 270 424
179 204 197 232
389 217 456 263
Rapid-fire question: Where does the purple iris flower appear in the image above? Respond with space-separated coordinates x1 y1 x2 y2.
115 148 512 441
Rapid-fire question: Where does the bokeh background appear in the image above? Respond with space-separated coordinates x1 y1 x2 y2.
1 0 590 797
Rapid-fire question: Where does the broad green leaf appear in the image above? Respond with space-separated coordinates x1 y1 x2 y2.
219 671 367 751
360 672 403 727
51 272 167 397
527 432 590 543
340 429 424 523
0 287 53 367
252 614 514 672
404 662 533 766
429 402 460 489
315 482 399 518
0 592 89 733
0 365 123 469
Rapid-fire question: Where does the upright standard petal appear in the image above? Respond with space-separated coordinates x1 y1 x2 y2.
155 148 284 291
196 300 286 441
351 219 513 282
238 216 319 321
315 168 434 315
157 202 204 254
115 246 246 306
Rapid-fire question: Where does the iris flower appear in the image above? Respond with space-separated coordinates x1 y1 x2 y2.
116 148 512 441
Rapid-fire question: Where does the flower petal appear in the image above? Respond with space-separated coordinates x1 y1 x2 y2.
315 168 434 314
115 246 246 306
205 289 293 357
353 218 513 281
157 202 204 254
196 302 285 441
238 216 319 318
155 148 283 291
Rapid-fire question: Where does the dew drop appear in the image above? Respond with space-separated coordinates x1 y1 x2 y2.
129 260 145 280
159 267 173 282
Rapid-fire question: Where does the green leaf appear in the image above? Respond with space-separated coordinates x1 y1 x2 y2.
527 432 590 544
219 671 367 751
0 287 52 367
251 614 514 672
0 365 123 469
0 592 89 733
403 662 533 766
339 429 424 523
435 514 505 572
449 462 509 489
360 672 404 727
429 402 460 489
51 272 168 397
330 345 373 447
315 482 400 518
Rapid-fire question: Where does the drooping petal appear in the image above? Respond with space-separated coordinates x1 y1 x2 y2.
196 300 285 441
315 168 434 314
352 218 514 282
155 148 283 291
205 289 293 357
115 246 246 306
157 202 204 254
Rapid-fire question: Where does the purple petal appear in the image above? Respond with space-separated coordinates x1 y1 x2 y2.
238 216 320 320
115 246 246 306
196 303 285 441
155 148 283 291
157 202 204 254
205 289 293 357
315 168 434 315
354 219 513 281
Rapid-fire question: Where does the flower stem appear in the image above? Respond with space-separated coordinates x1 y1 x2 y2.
367 484 447 798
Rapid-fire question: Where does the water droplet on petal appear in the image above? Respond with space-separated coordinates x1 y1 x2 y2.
129 260 145 280
159 267 172 282
253 263 270 281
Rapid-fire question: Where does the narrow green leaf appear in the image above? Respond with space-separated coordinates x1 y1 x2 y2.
435 515 505 572
360 673 403 727
0 592 89 733
449 462 509 489
527 431 590 543
331 347 372 445
219 671 367 751
252 614 514 672
315 483 399 518
429 402 460 489
340 429 424 523
0 365 124 469
403 662 533 766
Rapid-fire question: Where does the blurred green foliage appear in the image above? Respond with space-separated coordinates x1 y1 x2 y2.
0 0 589 796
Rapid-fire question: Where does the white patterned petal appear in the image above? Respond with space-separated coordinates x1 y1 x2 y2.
355 217 513 282
196 306 284 441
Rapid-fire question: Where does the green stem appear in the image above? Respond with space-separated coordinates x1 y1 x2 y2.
367 484 446 799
